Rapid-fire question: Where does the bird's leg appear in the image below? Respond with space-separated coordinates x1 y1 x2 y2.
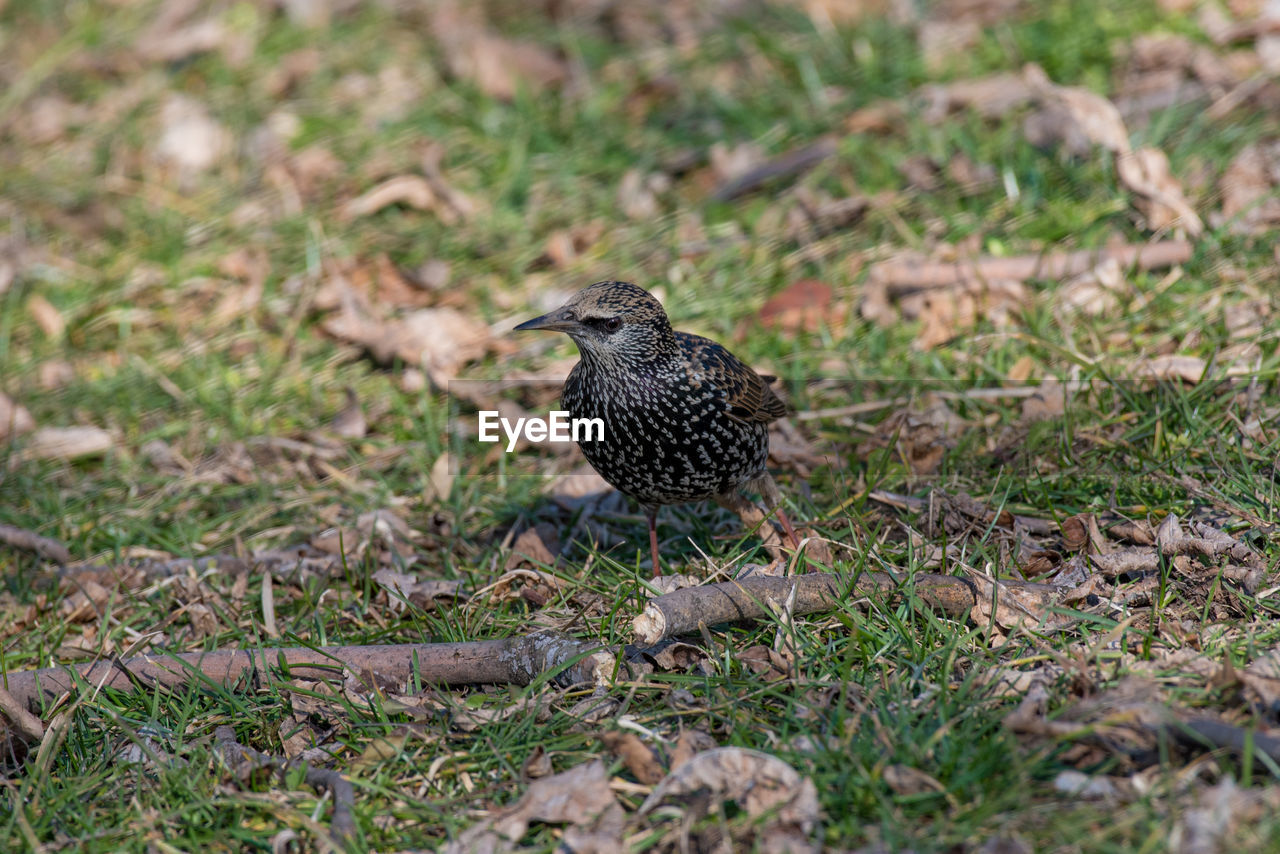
776 508 800 549
715 491 786 562
757 472 801 548
646 506 662 577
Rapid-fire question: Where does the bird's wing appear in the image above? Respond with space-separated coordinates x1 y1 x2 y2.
679 333 787 424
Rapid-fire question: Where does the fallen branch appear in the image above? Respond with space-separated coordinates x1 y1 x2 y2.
869 240 1192 292
4 633 614 713
632 571 1059 644
0 686 44 742
0 523 72 565
710 136 839 202
215 725 357 848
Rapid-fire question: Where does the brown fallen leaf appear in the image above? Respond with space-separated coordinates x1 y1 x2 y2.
1217 140 1280 233
966 571 1078 636
1133 354 1208 384
151 94 232 186
757 279 833 334
861 400 963 475
600 731 665 785
905 277 1027 350
322 304 491 388
488 760 624 842
27 293 65 339
617 169 668 220
339 175 437 222
0 392 36 440
1115 147 1205 236
429 1 567 102
1023 64 1202 236
1020 379 1066 422
640 747 819 834
1057 258 1129 317
504 525 559 570
19 425 114 462
919 71 1036 123
329 387 366 440
670 729 718 771
372 569 466 612
740 644 792 681
883 763 947 796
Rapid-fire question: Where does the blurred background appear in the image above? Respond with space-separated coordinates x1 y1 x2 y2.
4 2 1280 850
2 0 1278 560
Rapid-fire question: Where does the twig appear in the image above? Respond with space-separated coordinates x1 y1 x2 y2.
3 633 615 712
869 240 1192 292
0 523 72 565
710 136 839 202
797 385 1049 421
631 571 1056 644
214 725 357 848
0 686 44 742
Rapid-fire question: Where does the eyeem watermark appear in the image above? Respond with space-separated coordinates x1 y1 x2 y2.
478 410 604 452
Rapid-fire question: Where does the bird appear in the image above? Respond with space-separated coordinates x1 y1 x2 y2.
514 280 797 575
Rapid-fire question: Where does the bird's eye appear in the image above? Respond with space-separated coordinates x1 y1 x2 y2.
603 316 623 333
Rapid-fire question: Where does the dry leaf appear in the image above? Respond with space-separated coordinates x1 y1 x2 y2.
20 425 113 461
1023 65 1202 235
152 94 231 185
1057 258 1128 316
967 572 1077 635
488 760 624 842
862 399 963 475
1135 354 1208 383
1116 147 1205 235
601 732 665 785
1021 380 1066 422
372 568 466 611
670 729 718 771
27 294 65 339
740 644 793 681
322 304 491 387
330 387 366 439
0 392 36 440
1024 64 1131 154
430 1 566 102
618 169 666 220
340 175 437 221
427 453 454 502
505 525 558 570
758 279 833 334
521 746 553 780
883 764 947 796
639 747 819 833
1240 646 1280 713
1218 141 1280 233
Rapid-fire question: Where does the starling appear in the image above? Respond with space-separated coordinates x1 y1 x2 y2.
514 281 796 575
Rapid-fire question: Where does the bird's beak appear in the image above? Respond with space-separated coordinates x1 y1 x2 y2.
513 306 578 333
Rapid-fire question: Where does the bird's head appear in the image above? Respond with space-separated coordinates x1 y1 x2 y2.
514 281 677 367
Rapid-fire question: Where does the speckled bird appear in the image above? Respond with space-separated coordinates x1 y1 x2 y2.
514 281 796 574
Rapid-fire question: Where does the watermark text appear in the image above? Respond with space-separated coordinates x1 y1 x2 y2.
478 410 604 452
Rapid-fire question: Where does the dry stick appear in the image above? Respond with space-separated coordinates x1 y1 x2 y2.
710 135 839 202
632 571 1050 645
4 634 615 713
214 725 357 848
870 239 1193 292
0 523 72 565
0 685 44 742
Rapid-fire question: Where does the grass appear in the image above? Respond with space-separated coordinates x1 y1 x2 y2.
3 0 1280 850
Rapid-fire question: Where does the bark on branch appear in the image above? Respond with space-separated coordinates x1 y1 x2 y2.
870 240 1192 293
2 633 614 714
632 571 1053 644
